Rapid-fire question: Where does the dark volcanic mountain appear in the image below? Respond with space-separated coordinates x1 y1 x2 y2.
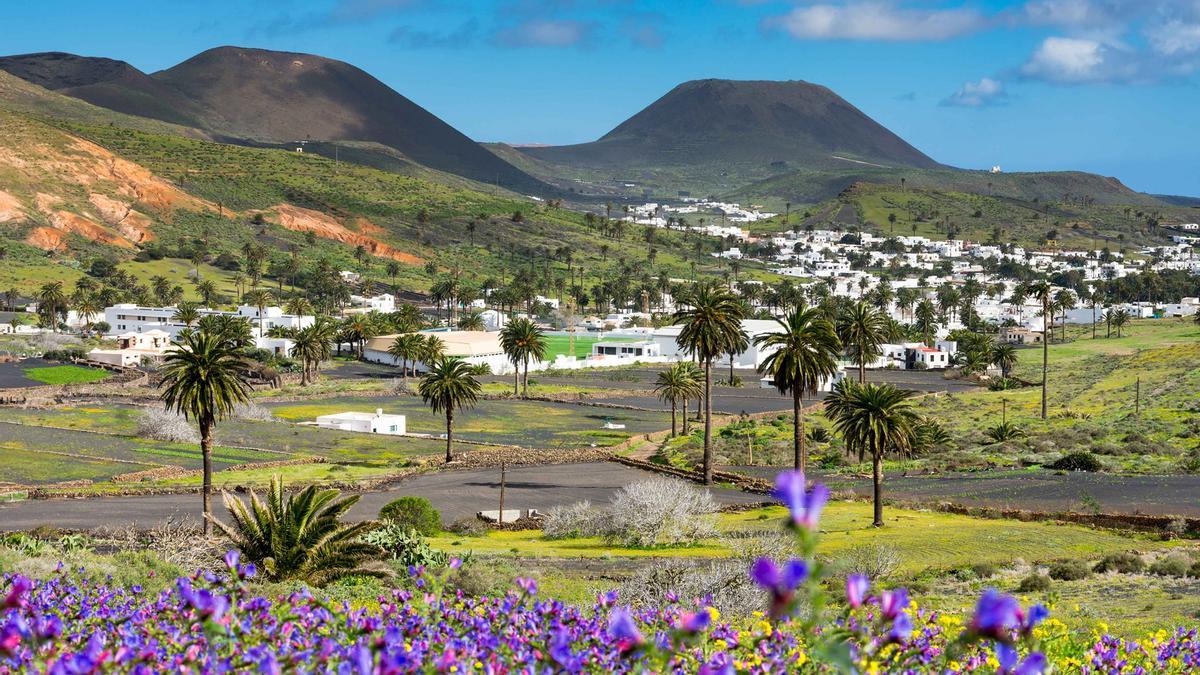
0 47 545 193
0 52 210 127
520 79 940 172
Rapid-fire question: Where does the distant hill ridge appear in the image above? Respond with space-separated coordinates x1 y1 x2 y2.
520 79 940 172
0 47 546 193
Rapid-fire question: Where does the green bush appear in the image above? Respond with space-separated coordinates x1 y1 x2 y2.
1149 554 1192 578
1016 574 1052 593
1048 560 1091 581
971 563 998 579
1048 451 1103 472
360 522 449 569
1094 552 1145 574
379 497 442 536
445 516 488 537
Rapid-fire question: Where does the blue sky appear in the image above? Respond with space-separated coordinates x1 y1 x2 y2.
3 0 1199 195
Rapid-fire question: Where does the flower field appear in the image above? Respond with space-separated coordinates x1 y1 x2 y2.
3 472 1200 673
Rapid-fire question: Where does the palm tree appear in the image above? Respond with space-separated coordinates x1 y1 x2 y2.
912 299 939 347
824 381 917 527
196 314 254 350
196 279 219 308
1027 281 1053 419
284 297 314 317
75 296 101 333
991 343 1018 379
173 302 201 328
37 281 67 332
385 260 401 292
458 312 485 331
754 306 842 473
838 301 890 383
290 318 335 385
654 362 702 437
673 282 746 484
1110 308 1130 337
243 289 274 339
159 329 251 534
499 317 548 397
210 476 384 585
386 333 425 384
418 357 482 462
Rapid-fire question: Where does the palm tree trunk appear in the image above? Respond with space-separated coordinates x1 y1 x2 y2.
728 354 734 384
522 355 530 397
200 416 214 536
445 409 454 463
703 358 713 485
872 453 884 527
513 361 519 396
1091 303 1096 339
681 397 690 434
858 357 865 384
1041 302 1049 420
670 401 677 437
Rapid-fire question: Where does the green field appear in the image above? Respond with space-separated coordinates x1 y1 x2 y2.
21 365 110 385
267 395 669 448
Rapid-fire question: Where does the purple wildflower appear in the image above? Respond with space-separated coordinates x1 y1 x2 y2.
968 589 1022 642
846 574 869 609
607 607 645 656
750 558 808 619
516 577 538 596
3 575 31 609
774 471 829 531
997 643 1049 675
879 587 909 620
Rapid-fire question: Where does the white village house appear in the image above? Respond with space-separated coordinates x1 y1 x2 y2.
314 409 406 435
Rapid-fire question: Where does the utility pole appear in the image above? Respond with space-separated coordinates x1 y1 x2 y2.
1135 377 1140 417
498 461 507 525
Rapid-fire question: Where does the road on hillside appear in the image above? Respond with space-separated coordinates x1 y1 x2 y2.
729 466 1200 517
0 462 767 531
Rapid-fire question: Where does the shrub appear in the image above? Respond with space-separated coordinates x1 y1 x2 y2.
1165 517 1188 539
619 557 766 618
542 500 607 540
447 558 518 597
136 408 199 444
1048 560 1091 581
445 516 488 537
1016 574 1052 593
1048 451 1103 472
378 497 442 536
605 477 718 548
971 563 998 579
1094 552 1145 574
830 544 901 580
360 522 449 568
232 402 276 422
1149 554 1192 578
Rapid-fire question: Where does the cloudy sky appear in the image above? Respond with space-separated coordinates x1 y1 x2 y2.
4 0 1199 195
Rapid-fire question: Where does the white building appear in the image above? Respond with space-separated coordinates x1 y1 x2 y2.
87 329 173 367
103 304 314 341
364 330 511 374
315 409 406 435
348 293 396 313
591 340 661 359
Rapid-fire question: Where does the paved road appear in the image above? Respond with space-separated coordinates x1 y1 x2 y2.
730 466 1200 517
0 462 768 531
0 358 56 389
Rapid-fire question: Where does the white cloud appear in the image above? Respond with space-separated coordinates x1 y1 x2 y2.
941 77 1007 107
493 19 595 47
1146 19 1200 56
1019 36 1116 82
764 2 985 41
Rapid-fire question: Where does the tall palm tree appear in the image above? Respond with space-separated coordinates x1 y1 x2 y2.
824 381 917 527
195 279 219 308
673 282 746 484
654 362 702 437
173 302 201 328
210 475 384 585
912 299 939 347
243 289 274 339
75 296 101 333
37 281 67 332
1110 308 1130 337
499 317 548 398
991 343 1018 379
458 312 485 331
418 357 482 462
1027 281 1053 419
284 297 314 317
754 306 842 473
681 361 703 435
386 333 425 383
838 301 890 383
159 329 251 534
290 318 335 385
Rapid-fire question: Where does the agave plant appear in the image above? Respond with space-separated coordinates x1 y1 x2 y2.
985 421 1027 443
209 475 387 586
